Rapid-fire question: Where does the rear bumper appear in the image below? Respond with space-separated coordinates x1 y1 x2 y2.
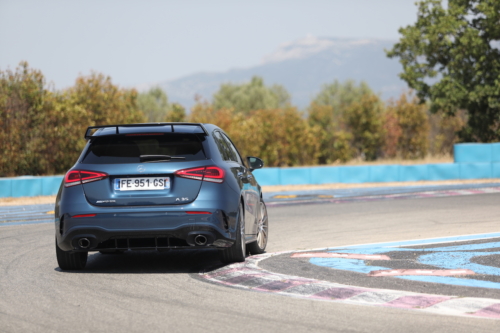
56 211 234 252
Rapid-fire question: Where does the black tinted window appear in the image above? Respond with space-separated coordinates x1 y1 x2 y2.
82 134 206 164
213 131 232 161
221 133 243 164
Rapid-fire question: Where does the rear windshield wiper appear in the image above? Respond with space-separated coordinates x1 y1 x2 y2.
140 155 186 162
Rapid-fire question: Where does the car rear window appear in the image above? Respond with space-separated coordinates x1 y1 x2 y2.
81 134 206 164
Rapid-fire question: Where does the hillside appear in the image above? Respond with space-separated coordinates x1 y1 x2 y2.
155 36 408 110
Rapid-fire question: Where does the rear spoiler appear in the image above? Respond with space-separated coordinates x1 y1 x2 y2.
84 123 209 139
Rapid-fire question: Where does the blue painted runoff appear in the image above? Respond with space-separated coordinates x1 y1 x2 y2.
336 232 500 249
310 258 388 275
418 251 500 276
310 232 500 290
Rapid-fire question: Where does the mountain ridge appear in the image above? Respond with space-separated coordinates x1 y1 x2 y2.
151 36 408 110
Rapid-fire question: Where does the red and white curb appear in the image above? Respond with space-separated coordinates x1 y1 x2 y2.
266 186 500 207
199 252 500 319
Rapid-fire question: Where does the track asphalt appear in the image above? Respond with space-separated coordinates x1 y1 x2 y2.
198 182 500 319
0 203 53 226
200 232 500 319
196 184 500 319
264 182 500 207
3 182 500 320
3 182 500 226
4 189 500 333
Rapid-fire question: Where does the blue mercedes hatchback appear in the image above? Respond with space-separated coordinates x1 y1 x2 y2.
55 123 268 270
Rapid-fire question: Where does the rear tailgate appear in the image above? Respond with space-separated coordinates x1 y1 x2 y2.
78 132 210 207
81 162 206 207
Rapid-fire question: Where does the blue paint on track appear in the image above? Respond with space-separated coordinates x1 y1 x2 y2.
310 232 500 290
425 241 500 252
310 258 387 274
337 232 500 249
419 251 500 276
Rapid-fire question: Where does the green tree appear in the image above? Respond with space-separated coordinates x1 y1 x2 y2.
308 104 353 163
231 108 319 167
386 94 430 159
189 102 320 167
68 72 145 127
344 94 385 161
309 81 380 162
0 62 49 176
165 103 186 122
387 0 500 142
428 109 467 155
57 73 145 172
382 107 403 158
0 64 147 176
212 76 290 114
137 87 170 122
312 80 373 121
38 93 88 174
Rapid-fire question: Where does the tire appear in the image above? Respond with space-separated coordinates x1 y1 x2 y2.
220 203 246 264
247 198 268 255
56 239 88 270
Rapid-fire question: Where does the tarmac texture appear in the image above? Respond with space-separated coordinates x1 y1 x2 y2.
200 245 500 319
2 183 500 331
260 235 500 298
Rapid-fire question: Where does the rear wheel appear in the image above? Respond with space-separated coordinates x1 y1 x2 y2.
247 199 268 255
56 239 88 270
220 203 246 264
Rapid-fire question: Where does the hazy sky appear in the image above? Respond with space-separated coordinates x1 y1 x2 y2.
0 0 421 89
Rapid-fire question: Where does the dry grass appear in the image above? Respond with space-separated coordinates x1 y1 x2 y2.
319 154 454 167
0 195 56 206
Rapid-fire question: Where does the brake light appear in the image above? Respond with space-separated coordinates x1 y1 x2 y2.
65 171 82 187
125 133 164 136
174 166 225 183
64 170 108 187
72 214 97 218
186 211 212 215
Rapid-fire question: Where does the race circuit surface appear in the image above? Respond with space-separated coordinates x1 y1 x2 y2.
2 183 500 226
202 233 500 319
0 203 53 226
1 191 500 332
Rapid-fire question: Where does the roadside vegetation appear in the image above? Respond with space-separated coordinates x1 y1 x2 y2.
1 0 497 176
0 63 464 176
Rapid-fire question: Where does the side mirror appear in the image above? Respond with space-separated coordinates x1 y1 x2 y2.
247 157 264 171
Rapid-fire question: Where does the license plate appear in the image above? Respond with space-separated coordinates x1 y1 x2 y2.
114 177 170 191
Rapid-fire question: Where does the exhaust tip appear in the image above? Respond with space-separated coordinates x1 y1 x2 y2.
78 238 90 249
194 235 207 246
